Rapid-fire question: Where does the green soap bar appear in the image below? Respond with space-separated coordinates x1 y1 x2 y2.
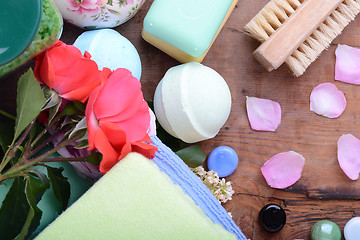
36 153 236 240
143 0 235 58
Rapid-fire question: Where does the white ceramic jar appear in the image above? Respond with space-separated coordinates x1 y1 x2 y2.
53 0 145 29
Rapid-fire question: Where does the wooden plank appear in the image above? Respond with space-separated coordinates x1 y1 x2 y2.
1 0 360 239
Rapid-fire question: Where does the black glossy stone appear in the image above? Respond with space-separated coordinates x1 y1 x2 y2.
258 204 286 233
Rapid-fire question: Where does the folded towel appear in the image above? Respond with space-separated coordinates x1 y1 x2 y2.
151 136 247 240
35 152 237 240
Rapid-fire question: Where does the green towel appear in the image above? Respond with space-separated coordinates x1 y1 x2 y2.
35 152 236 240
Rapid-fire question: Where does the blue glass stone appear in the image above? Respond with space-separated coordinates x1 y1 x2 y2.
310 220 341 240
259 204 286 233
207 146 238 177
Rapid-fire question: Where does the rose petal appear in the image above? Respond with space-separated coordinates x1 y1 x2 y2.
147 108 157 137
99 121 128 149
261 151 305 189
93 68 143 119
94 127 121 173
85 66 157 173
335 44 360 85
310 83 346 118
246 96 281 132
131 135 158 159
337 134 360 180
90 68 150 142
34 40 102 102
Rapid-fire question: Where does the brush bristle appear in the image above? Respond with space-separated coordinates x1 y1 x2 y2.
244 0 303 42
244 0 360 77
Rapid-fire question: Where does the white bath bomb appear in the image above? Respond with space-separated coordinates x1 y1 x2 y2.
154 62 231 143
73 29 142 80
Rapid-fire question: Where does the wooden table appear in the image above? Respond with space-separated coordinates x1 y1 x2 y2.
2 1 360 239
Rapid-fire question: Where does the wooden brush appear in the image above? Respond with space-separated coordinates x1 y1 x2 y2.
244 0 360 77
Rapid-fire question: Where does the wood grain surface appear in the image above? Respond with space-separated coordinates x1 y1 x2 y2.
2 0 360 239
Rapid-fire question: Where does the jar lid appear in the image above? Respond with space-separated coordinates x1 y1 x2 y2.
0 0 42 66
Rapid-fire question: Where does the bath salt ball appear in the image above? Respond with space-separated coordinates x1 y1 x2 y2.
154 62 231 143
73 29 142 80
344 217 360 240
207 146 238 178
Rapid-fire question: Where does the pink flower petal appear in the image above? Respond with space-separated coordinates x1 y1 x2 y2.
65 0 100 14
335 44 360 85
147 108 157 137
337 134 360 180
261 151 305 189
310 83 346 118
246 96 281 132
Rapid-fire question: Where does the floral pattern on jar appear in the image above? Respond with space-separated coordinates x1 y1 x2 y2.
53 0 146 29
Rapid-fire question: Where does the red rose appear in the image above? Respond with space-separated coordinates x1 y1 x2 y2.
86 68 157 173
34 40 101 102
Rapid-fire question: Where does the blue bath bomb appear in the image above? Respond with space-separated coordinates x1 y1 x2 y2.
73 29 142 80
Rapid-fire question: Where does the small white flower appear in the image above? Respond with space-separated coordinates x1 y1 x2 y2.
192 167 235 204
194 166 206 177
219 178 226 186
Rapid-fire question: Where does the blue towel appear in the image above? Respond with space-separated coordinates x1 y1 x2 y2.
151 136 247 240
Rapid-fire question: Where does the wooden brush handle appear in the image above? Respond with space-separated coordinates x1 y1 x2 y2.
253 0 343 71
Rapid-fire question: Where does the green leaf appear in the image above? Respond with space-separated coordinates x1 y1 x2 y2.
48 100 61 124
17 146 25 153
42 86 61 110
73 140 89 149
86 152 102 165
28 121 47 154
73 102 86 112
42 86 62 124
0 177 29 240
46 166 70 211
146 100 153 110
0 115 15 153
69 117 87 139
84 26 99 30
27 168 50 193
108 9 121 15
14 69 46 140
60 116 75 129
176 145 207 168
17 174 49 240
156 123 188 152
118 0 127 7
